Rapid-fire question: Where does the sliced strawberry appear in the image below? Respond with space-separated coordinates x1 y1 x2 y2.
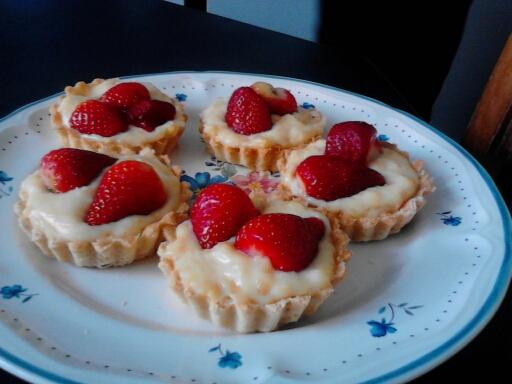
325 121 382 164
225 87 272 135
191 184 259 249
69 100 128 137
234 213 325 272
84 160 167 225
128 100 176 132
100 82 150 110
296 155 385 201
251 82 298 115
40 148 116 193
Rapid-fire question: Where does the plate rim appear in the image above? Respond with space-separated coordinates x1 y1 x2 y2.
0 70 510 384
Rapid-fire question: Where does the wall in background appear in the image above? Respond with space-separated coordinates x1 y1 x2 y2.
207 0 320 42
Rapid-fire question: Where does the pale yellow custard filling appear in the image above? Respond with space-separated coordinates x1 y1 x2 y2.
18 150 181 242
58 79 186 145
158 201 337 305
280 140 420 218
200 98 325 147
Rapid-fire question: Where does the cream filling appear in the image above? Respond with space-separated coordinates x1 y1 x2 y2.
19 150 181 242
200 98 325 147
58 79 186 145
159 201 336 304
280 140 420 218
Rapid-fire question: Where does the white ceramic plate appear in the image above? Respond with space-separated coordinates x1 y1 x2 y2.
0 72 510 384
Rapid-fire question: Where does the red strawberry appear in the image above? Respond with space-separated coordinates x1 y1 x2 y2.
225 87 272 135
234 213 325 272
251 82 298 115
100 82 150 110
128 100 176 132
325 121 382 164
84 160 167 225
40 148 116 193
296 155 385 201
69 100 128 137
191 184 259 249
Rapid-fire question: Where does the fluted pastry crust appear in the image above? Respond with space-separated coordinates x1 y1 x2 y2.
15 164 191 268
158 203 351 333
199 120 321 172
276 142 436 241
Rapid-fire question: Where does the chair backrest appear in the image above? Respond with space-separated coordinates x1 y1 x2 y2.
463 34 512 205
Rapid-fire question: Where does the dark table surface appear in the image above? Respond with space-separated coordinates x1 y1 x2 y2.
0 1 510 383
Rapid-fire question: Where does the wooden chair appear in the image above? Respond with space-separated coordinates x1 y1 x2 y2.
463 34 512 205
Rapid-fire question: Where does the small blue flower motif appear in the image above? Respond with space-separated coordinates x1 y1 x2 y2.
301 102 315 110
0 170 14 199
367 319 397 337
180 172 228 194
1 285 26 299
218 351 242 369
1 285 37 303
0 171 13 185
436 212 462 226
367 303 422 337
175 93 187 102
377 134 390 142
443 216 462 226
209 344 242 369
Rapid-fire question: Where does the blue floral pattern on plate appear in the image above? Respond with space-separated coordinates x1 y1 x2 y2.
300 102 315 110
209 344 242 369
175 93 187 102
0 170 13 198
367 319 397 337
377 134 390 142
180 171 228 199
1 285 38 303
367 303 422 337
436 211 462 226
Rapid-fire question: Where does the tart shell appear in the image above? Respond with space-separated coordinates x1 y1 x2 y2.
14 165 191 268
276 143 436 242
51 79 187 156
157 213 351 333
199 119 321 172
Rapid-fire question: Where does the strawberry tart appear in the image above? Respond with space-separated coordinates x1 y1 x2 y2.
278 122 435 241
158 184 350 332
15 148 190 267
199 82 325 171
51 78 187 156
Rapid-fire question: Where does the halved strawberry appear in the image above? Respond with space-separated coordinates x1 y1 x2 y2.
128 100 176 132
234 213 325 272
69 100 128 137
100 82 150 110
325 121 382 164
40 148 116 193
296 155 385 201
191 184 259 249
225 87 272 135
251 82 297 115
84 160 167 225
